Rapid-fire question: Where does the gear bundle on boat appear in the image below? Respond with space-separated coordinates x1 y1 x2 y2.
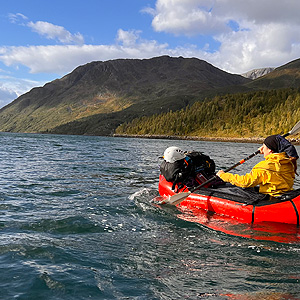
160 146 217 190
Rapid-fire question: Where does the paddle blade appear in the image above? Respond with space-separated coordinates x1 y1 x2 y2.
164 192 191 205
289 120 300 136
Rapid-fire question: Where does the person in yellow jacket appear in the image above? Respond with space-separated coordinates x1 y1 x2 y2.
216 135 297 197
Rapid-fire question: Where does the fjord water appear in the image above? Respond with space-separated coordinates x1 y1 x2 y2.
1 133 300 300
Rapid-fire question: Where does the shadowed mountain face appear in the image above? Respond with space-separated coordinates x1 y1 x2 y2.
1 55 298 136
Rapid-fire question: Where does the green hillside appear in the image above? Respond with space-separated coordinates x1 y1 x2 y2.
0 56 250 135
115 88 300 139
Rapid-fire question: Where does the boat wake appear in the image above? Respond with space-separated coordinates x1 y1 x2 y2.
128 187 158 202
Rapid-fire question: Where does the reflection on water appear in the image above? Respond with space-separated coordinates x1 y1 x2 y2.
177 205 300 244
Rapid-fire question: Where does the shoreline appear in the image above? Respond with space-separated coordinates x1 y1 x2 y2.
113 134 300 145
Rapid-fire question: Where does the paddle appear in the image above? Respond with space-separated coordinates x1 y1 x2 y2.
162 120 300 206
282 120 300 137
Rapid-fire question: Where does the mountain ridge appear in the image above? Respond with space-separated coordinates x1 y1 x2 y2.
0 56 250 135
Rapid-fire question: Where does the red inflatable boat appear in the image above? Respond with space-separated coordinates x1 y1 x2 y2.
158 174 300 226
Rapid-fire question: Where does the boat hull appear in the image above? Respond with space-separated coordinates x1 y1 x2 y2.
158 175 300 226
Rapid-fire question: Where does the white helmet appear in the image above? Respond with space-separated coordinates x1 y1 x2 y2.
163 146 186 163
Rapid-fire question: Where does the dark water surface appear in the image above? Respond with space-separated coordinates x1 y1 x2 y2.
1 133 300 299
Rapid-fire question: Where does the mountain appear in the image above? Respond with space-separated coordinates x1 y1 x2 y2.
0 56 250 135
245 58 300 89
241 67 275 79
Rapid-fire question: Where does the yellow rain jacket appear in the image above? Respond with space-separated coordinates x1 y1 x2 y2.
219 152 295 197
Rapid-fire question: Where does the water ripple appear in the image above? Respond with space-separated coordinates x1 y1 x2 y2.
0 133 300 299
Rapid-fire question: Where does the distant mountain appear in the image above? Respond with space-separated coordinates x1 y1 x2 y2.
242 67 275 79
0 56 250 135
245 58 300 89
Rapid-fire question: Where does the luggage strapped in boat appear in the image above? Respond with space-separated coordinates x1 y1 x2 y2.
160 151 218 191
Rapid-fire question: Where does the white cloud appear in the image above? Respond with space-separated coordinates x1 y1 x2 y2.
210 22 300 73
149 0 300 35
0 75 45 108
8 13 28 24
9 13 84 45
143 0 300 73
27 21 84 45
0 32 170 75
0 23 299 82
0 85 18 108
151 0 228 36
116 29 141 47
5 3 300 75
213 0 300 25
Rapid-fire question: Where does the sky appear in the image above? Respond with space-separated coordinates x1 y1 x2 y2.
1 0 300 109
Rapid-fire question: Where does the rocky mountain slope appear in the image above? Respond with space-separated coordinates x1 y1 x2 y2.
242 67 275 79
245 58 300 89
0 56 250 135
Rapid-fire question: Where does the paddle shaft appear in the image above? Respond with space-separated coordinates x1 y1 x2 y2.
223 150 260 173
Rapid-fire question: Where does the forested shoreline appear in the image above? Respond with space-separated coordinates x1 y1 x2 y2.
113 133 300 145
113 133 264 143
115 88 300 141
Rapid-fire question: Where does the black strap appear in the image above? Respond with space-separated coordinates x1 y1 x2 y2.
251 206 255 224
290 200 300 228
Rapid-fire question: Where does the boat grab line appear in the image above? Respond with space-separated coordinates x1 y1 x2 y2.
290 200 300 228
251 205 255 224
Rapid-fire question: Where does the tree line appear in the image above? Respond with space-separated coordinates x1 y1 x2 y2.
115 88 300 138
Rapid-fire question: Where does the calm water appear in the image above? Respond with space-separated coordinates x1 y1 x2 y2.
1 132 300 299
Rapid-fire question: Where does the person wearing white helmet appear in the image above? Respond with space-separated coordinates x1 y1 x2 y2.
160 146 190 190
163 146 186 163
